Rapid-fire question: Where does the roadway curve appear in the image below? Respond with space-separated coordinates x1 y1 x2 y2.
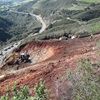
9 10 47 34
29 13 46 33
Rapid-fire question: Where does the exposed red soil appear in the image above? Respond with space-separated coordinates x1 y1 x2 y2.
0 34 100 99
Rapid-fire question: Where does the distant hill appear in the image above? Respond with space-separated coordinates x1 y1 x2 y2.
73 3 100 21
17 0 76 16
21 1 100 43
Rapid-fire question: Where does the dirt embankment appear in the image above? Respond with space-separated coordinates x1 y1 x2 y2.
0 34 100 99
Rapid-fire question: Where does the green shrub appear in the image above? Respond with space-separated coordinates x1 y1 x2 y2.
67 58 100 100
32 79 49 100
0 79 49 100
0 82 29 100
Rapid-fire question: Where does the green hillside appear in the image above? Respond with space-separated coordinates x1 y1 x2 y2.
0 16 12 42
0 0 100 46
1 11 41 35
20 1 100 44
0 11 41 45
17 0 76 16
73 3 100 21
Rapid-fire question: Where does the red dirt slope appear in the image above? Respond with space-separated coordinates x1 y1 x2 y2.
0 34 100 99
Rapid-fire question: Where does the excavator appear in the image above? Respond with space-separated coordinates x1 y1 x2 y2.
4 52 31 66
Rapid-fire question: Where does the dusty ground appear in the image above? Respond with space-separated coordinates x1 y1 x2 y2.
0 34 100 99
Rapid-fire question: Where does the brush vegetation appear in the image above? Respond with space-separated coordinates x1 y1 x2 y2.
0 79 49 100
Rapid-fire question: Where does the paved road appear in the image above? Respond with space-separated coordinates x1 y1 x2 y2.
29 13 46 33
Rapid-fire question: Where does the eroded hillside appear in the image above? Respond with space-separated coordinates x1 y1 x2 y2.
0 34 100 99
